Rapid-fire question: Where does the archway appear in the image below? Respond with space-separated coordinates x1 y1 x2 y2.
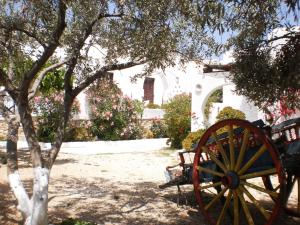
202 87 223 127
191 72 230 131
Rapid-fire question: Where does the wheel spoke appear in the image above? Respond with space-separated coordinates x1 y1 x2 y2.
212 132 230 168
240 185 270 220
200 181 222 190
233 190 239 225
216 190 233 225
274 184 280 191
240 168 276 180
202 146 227 173
197 166 224 177
237 188 255 225
242 181 279 198
238 144 267 175
227 125 235 170
235 129 250 171
204 187 228 210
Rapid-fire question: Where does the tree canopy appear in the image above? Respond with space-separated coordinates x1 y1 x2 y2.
231 29 300 111
226 1 300 111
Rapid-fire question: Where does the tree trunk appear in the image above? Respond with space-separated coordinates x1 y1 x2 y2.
5 114 50 225
28 167 50 225
1 94 50 225
9 167 50 225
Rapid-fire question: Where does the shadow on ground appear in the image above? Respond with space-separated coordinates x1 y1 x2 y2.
1 175 300 225
48 177 204 225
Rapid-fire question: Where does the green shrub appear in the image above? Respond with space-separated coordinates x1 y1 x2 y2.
146 103 160 109
163 93 191 149
216 106 246 121
182 129 206 150
150 119 167 138
64 126 94 142
87 79 143 140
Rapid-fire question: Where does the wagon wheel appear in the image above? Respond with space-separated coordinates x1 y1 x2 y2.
193 119 285 225
263 173 300 217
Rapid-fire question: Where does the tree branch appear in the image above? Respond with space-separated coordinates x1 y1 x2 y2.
28 60 67 99
0 68 18 101
63 11 124 93
265 31 298 44
72 61 145 97
0 23 46 48
19 0 67 92
203 63 232 73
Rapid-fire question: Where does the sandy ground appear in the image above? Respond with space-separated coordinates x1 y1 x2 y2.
0 149 299 225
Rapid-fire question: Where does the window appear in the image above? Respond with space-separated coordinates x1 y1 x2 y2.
143 78 155 103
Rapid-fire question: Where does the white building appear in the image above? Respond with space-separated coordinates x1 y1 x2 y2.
77 62 263 131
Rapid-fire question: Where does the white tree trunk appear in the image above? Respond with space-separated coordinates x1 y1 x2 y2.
9 167 50 225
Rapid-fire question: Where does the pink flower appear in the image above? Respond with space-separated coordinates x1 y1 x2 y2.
34 96 41 103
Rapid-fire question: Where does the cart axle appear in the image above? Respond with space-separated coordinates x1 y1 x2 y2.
222 171 240 189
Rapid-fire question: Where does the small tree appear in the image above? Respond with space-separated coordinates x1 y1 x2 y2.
216 106 246 121
163 93 191 149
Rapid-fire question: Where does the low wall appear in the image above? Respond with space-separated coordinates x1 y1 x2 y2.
0 138 169 155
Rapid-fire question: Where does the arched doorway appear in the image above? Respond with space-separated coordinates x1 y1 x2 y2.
191 72 230 131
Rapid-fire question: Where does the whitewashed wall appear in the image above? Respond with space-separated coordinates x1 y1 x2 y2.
190 72 264 131
74 63 263 132
112 62 201 105
208 84 263 125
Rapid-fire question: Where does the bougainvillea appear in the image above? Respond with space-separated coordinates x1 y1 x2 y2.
87 79 143 140
263 91 299 125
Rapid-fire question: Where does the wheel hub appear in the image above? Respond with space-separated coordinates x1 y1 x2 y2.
222 171 240 189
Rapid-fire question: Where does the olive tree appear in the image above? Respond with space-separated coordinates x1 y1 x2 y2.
0 1 220 224
226 0 300 113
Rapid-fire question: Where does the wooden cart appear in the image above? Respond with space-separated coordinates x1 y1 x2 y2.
160 118 300 225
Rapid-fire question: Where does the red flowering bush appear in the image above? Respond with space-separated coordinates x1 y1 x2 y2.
87 80 143 140
263 91 299 125
32 92 80 142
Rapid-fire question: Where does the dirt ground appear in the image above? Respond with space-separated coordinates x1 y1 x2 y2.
0 149 299 225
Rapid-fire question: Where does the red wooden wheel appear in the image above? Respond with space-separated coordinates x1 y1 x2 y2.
193 119 286 225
